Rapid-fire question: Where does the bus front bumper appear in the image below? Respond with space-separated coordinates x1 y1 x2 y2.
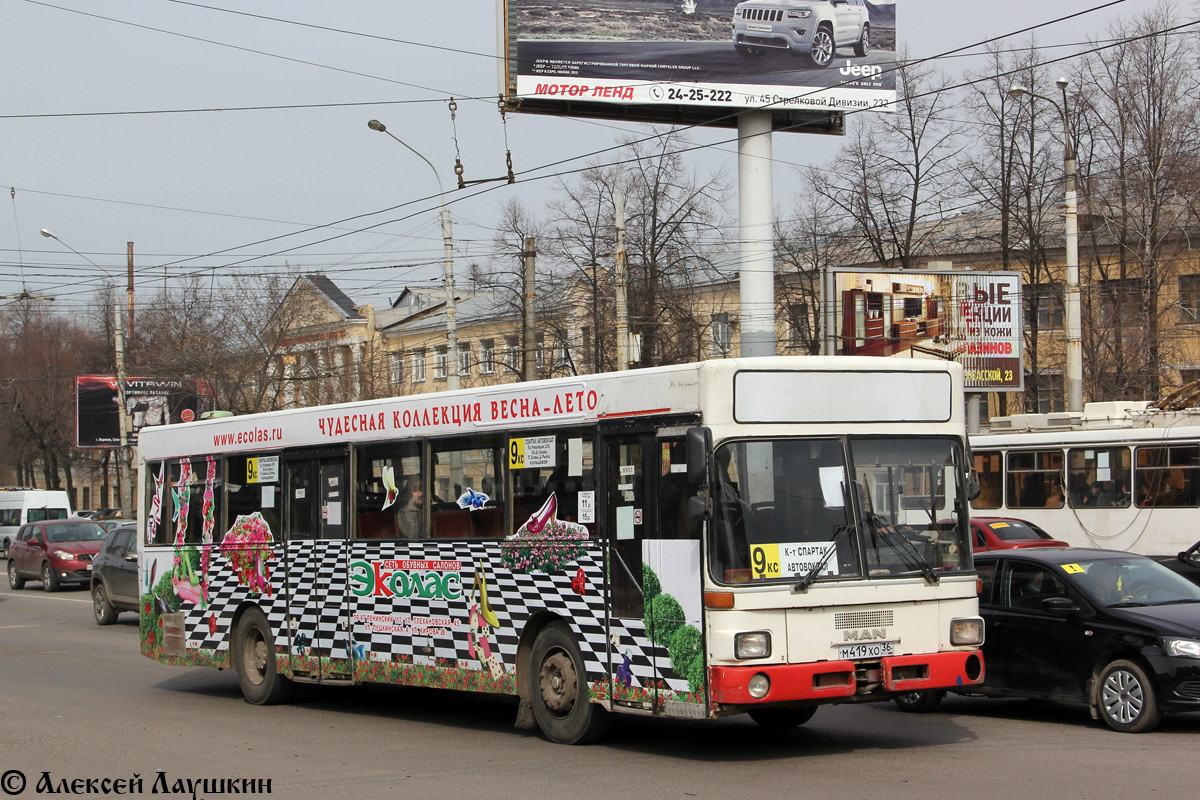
709 649 985 705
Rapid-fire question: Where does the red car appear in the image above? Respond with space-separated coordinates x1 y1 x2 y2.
969 517 1068 552
7 518 107 592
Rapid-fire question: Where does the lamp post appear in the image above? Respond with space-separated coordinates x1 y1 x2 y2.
367 119 460 391
1008 78 1083 413
41 228 134 513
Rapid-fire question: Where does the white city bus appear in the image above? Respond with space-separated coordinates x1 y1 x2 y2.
971 401 1200 557
137 356 984 744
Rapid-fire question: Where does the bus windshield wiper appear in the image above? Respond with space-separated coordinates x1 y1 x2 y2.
794 524 849 593
873 519 939 585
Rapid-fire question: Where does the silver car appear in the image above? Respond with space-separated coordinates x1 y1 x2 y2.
732 0 870 68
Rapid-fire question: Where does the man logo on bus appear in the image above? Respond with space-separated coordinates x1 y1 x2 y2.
349 559 463 600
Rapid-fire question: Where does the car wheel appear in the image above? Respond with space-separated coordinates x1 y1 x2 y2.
92 583 118 625
530 622 610 745
233 607 295 705
7 560 24 590
1096 659 1161 733
748 706 817 728
809 26 835 68
892 689 945 713
42 562 60 593
853 24 870 57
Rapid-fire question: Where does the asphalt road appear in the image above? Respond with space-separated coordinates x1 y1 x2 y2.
518 41 895 87
1 581 1197 800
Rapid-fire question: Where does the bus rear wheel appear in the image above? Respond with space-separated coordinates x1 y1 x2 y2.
892 689 944 713
234 607 295 705
748 706 817 728
530 622 609 744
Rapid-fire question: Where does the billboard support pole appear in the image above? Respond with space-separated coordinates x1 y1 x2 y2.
738 111 775 358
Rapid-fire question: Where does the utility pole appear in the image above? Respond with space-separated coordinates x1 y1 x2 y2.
522 237 537 381
126 242 135 343
113 302 132 514
614 191 629 371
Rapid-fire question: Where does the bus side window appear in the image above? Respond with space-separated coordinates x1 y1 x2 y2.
432 437 506 539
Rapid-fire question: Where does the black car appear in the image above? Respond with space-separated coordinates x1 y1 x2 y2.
1157 540 1200 586
893 547 1200 733
90 523 140 625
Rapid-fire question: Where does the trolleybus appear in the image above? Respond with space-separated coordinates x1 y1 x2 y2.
137 356 984 743
971 401 1200 557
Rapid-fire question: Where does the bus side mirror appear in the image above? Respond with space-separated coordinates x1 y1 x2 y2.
966 470 980 501
685 427 712 486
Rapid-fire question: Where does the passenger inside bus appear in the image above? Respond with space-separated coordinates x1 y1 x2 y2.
394 477 425 538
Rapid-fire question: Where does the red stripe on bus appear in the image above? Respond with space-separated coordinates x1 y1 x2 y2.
599 408 673 419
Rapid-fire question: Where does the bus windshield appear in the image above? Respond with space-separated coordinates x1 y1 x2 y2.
710 437 972 585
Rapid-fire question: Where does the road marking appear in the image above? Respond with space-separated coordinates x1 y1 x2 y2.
0 624 37 629
0 591 92 605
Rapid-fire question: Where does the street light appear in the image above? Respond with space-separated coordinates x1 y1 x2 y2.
367 119 460 391
1008 78 1083 413
40 228 134 513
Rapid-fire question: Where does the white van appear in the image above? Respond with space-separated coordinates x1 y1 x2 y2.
0 488 73 558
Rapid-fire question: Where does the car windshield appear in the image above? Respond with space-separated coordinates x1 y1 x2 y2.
46 522 107 543
1068 557 1200 607
988 520 1053 541
708 436 972 585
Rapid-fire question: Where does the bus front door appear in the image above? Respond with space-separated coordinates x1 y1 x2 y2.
283 453 353 682
604 430 701 712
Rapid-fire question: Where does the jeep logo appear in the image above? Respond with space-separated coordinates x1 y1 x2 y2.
843 628 888 641
839 62 882 79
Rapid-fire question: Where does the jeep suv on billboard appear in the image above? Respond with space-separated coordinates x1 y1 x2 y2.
732 0 870 68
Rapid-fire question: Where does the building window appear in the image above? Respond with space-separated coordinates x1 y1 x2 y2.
504 337 520 373
480 339 495 375
711 313 732 357
535 334 546 369
457 341 471 377
1024 371 1064 414
786 302 810 348
554 337 570 368
1024 284 1064 329
390 353 404 388
1180 275 1200 322
434 346 448 381
1100 278 1144 325
412 350 426 383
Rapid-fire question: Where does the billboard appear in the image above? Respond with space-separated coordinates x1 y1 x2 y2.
832 269 1024 391
500 0 897 125
75 376 203 449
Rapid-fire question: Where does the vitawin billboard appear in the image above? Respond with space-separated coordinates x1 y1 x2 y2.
832 269 1024 391
75 376 203 449
500 0 897 117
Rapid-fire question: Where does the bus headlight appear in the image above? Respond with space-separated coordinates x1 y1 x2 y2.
1163 637 1200 659
748 673 771 699
735 631 771 660
950 618 984 646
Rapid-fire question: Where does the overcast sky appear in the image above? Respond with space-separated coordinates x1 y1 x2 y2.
1 0 1150 316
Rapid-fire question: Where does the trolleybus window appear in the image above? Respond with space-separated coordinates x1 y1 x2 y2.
1135 445 1200 507
1007 450 1064 509
971 450 1003 509
1067 446 1130 508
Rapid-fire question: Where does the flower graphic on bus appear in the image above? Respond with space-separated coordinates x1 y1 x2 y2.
500 494 589 574
380 465 399 511
457 487 489 510
219 512 275 596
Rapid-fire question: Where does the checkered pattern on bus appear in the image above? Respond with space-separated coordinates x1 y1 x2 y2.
183 539 687 693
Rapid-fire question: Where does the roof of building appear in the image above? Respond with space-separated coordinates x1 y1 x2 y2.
303 273 364 320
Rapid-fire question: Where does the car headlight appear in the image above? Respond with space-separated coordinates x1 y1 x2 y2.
950 617 984 646
787 8 812 17
1163 637 1200 659
735 631 771 660
52 550 77 561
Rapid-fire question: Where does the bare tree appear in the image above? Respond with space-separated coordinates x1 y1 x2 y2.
809 54 962 269
1074 3 1200 400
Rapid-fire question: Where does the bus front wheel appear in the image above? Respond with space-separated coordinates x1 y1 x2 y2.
530 622 610 744
234 607 295 705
